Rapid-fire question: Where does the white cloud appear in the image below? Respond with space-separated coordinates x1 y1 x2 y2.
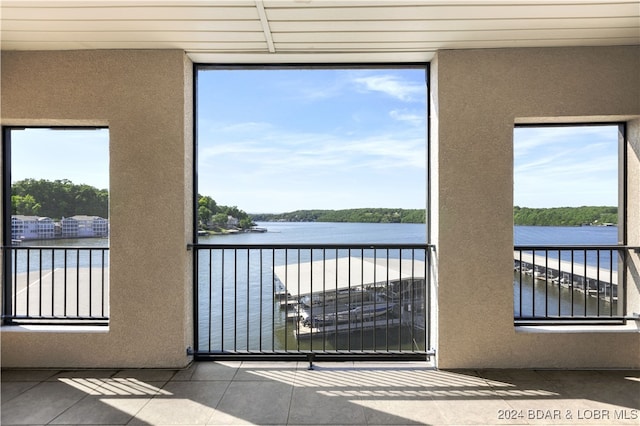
195 68 427 212
389 109 424 126
200 125 424 171
352 75 423 102
197 123 426 211
514 125 618 207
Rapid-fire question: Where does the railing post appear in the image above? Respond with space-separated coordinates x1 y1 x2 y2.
2 247 14 324
2 128 14 324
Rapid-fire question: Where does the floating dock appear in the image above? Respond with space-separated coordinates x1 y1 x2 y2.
273 256 428 340
514 251 617 285
294 317 402 339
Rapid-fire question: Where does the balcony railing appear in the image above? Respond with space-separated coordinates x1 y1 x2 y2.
193 244 432 360
2 246 109 325
514 245 634 325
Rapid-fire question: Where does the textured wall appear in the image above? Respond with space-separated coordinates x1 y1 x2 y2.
1 50 194 368
432 46 640 368
1 46 638 369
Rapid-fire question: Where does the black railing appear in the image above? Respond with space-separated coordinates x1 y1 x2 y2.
2 246 109 324
193 244 432 360
514 245 634 325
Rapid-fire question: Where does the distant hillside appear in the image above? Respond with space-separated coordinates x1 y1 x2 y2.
252 206 618 226
251 208 426 224
513 206 617 226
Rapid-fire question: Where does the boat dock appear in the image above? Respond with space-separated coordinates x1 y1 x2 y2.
514 251 617 284
273 256 427 341
514 251 618 299
294 317 402 339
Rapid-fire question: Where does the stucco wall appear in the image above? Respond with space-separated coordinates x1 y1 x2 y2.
1 50 194 368
1 46 638 369
432 46 640 368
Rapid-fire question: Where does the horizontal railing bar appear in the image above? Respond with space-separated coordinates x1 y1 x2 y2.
2 246 109 250
515 316 628 321
515 244 638 250
3 315 109 320
195 353 432 362
515 320 627 326
191 243 433 250
4 320 109 326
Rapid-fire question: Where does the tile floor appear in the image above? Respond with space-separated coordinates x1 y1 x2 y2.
1 362 639 425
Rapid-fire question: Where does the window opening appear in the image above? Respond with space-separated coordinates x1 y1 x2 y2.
2 127 109 325
513 123 625 323
194 66 431 357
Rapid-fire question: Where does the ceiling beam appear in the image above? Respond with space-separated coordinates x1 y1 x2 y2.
255 0 276 53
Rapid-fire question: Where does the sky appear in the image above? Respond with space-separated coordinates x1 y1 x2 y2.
7 70 619 214
197 68 428 213
513 125 618 208
10 128 109 190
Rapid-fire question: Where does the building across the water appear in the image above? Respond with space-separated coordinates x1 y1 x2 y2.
11 215 109 240
60 215 109 238
11 215 55 240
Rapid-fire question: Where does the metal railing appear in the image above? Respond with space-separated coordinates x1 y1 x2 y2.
193 244 432 360
2 246 109 324
514 245 634 325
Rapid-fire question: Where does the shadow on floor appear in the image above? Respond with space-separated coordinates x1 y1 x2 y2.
2 362 639 425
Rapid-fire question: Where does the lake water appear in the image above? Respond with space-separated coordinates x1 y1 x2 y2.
195 223 620 352
11 224 620 350
16 222 618 247
514 225 618 245
201 222 618 245
200 221 428 244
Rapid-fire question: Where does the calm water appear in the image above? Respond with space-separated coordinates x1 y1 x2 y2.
14 222 617 247
201 222 618 245
514 225 618 245
11 224 620 349
196 223 619 351
200 221 428 244
11 238 109 274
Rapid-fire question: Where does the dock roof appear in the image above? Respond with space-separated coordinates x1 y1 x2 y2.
273 256 426 297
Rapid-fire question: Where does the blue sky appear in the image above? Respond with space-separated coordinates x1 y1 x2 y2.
10 128 109 190
8 71 618 214
197 68 427 213
513 125 618 208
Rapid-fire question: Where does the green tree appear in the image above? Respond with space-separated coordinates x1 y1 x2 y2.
197 195 219 227
239 217 255 229
11 194 41 215
12 178 108 219
211 213 229 227
513 206 618 226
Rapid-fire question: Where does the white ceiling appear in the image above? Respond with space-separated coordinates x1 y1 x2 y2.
1 0 639 63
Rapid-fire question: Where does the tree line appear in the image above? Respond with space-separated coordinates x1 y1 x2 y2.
254 206 618 226
11 179 618 228
251 208 426 224
12 179 108 219
513 206 617 226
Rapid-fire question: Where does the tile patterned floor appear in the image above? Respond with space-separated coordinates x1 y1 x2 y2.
1 362 639 425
